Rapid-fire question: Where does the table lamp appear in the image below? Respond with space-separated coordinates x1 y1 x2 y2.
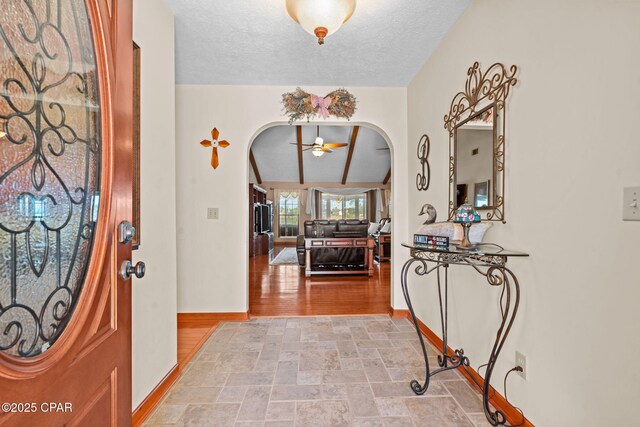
453 204 481 250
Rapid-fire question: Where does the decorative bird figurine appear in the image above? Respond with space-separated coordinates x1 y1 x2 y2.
200 127 230 169
419 203 437 225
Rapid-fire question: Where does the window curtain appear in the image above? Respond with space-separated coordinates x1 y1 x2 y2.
306 187 384 221
367 190 386 222
384 189 391 218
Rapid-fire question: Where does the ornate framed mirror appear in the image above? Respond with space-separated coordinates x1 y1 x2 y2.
445 62 518 222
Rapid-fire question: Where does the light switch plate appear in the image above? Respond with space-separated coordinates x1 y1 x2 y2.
207 207 219 220
623 187 640 221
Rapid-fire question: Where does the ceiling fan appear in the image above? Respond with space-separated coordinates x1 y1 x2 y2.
290 126 348 157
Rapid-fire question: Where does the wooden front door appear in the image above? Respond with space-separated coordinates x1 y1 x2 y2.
0 0 134 425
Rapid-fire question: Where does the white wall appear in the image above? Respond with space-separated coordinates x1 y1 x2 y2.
175 86 408 313
132 0 177 409
406 0 640 425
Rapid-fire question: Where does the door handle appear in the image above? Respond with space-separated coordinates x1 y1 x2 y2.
119 220 136 244
120 260 145 280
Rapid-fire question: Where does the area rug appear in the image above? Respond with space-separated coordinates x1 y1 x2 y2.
270 247 300 265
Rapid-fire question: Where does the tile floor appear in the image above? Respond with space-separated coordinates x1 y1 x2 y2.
144 316 494 427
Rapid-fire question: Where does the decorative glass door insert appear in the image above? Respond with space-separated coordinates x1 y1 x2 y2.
0 0 101 358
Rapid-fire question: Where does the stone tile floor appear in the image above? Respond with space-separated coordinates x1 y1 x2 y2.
144 316 494 427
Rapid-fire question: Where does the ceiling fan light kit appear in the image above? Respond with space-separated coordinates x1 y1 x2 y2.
286 0 357 45
290 125 348 158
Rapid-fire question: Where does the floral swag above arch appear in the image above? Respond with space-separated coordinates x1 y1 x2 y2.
282 87 357 124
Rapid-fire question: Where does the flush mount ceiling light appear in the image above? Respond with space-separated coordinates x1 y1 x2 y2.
286 0 356 45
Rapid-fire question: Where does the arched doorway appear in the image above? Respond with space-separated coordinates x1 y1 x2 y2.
246 123 393 316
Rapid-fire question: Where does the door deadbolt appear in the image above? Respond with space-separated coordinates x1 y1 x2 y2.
119 221 136 244
120 261 145 280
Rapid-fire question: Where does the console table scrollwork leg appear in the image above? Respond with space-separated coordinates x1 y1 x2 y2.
437 264 449 368
400 257 431 395
481 266 521 426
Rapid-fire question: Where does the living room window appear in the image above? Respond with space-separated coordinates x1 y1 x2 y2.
278 191 299 237
320 193 367 220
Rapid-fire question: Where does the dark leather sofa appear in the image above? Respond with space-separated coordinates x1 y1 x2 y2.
296 219 370 266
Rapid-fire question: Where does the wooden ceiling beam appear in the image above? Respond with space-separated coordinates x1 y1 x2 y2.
249 149 262 184
296 125 304 184
382 168 391 185
341 125 360 185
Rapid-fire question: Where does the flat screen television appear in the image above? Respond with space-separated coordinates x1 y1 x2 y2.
260 204 272 233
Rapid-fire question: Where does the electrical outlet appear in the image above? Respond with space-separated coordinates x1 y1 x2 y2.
207 207 219 220
515 351 527 380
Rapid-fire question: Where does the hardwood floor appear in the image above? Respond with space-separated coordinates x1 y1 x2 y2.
249 246 391 317
176 316 220 370
175 245 390 369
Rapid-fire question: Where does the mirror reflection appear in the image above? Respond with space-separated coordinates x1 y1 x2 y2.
454 106 495 209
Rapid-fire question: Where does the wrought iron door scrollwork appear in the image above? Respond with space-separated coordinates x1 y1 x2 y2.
0 0 101 357
416 134 431 191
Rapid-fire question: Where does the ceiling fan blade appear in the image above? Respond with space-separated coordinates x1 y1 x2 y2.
377 147 390 150
290 143 315 146
211 128 220 141
211 147 219 169
323 143 348 148
218 140 230 148
321 147 334 153
302 147 314 151
200 139 212 147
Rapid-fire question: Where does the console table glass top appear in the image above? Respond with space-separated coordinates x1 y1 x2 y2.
401 242 529 258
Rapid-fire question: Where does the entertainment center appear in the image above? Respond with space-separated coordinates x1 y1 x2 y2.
249 184 274 257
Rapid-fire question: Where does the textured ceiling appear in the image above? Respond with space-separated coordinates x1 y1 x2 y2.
250 125 390 183
163 0 470 86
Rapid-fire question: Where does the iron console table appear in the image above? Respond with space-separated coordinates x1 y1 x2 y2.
401 242 528 426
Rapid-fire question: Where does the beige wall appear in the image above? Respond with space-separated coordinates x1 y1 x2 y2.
406 0 640 425
132 0 177 409
176 86 408 313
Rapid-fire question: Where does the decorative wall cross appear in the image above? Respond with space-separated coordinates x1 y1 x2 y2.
200 127 230 169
